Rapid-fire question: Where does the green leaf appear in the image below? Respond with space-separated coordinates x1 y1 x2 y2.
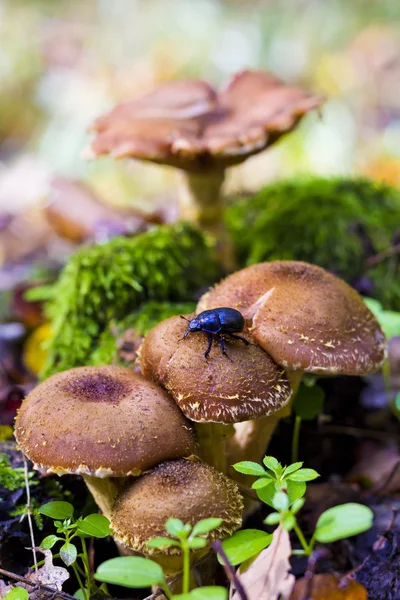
95 556 165 588
73 590 86 600
272 491 289 511
252 478 274 490
188 538 208 549
293 385 325 420
77 514 110 538
291 498 305 514
282 513 295 531
40 535 60 550
288 468 320 482
191 518 222 537
219 530 272 566
60 542 77 566
264 512 281 526
3 589 29 600
282 462 303 477
286 480 306 505
395 392 400 412
165 518 186 537
263 456 280 474
315 503 374 543
232 461 266 476
256 481 276 507
38 501 74 520
174 587 228 600
191 587 228 600
146 537 180 549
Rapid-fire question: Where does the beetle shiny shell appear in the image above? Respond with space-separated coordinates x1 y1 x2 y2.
181 307 249 359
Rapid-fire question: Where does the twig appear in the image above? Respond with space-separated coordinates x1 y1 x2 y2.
0 568 76 600
299 548 329 600
212 540 248 600
320 424 400 442
370 461 400 496
23 456 38 573
366 243 400 267
374 507 399 551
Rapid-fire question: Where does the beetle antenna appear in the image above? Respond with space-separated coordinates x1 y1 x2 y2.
180 315 191 322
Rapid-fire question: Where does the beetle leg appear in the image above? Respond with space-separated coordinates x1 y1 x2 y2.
204 333 213 358
218 335 233 361
227 332 253 345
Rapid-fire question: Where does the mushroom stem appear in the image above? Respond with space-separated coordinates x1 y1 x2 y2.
82 476 126 520
180 170 235 270
194 423 235 474
227 370 303 480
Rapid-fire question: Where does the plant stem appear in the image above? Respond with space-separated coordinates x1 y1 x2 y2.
182 541 191 594
292 416 302 463
161 583 173 600
293 520 311 555
72 563 87 600
81 537 92 598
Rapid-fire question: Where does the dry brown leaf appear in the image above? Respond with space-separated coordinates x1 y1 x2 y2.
26 548 69 591
231 526 295 600
290 574 367 600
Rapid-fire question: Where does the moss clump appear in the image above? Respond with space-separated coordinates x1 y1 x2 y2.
225 177 400 307
0 453 37 494
89 300 196 366
43 223 218 376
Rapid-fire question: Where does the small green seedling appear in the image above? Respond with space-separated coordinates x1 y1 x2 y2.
234 456 373 557
38 501 110 600
95 517 226 600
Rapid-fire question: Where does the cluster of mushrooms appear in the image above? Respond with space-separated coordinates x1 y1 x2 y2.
14 259 386 575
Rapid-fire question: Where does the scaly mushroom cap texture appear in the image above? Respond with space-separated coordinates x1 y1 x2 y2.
140 315 292 423
111 459 243 556
90 70 322 171
197 261 386 376
14 366 196 477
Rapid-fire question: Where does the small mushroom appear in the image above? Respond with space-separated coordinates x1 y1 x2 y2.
198 260 386 466
111 458 243 575
139 314 292 473
90 70 322 266
14 365 196 518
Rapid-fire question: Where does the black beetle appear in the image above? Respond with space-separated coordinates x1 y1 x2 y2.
180 307 250 359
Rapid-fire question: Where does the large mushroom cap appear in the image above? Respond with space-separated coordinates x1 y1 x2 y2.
140 314 292 423
15 366 196 477
198 261 386 376
90 70 322 171
111 459 243 556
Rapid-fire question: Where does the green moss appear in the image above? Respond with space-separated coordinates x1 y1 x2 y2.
225 177 400 308
43 223 218 376
89 300 195 366
0 453 37 494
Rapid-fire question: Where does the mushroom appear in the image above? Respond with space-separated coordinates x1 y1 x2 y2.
139 314 292 473
14 365 196 518
111 458 243 575
89 70 322 266
198 260 386 467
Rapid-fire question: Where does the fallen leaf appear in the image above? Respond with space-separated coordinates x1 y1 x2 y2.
290 574 367 599
231 526 295 600
26 548 69 591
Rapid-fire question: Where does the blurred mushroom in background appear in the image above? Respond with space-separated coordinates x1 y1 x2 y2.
90 69 322 267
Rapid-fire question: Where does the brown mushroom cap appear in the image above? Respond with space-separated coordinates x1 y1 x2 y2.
197 261 386 376
14 365 196 477
111 459 243 555
90 70 322 171
140 314 292 423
